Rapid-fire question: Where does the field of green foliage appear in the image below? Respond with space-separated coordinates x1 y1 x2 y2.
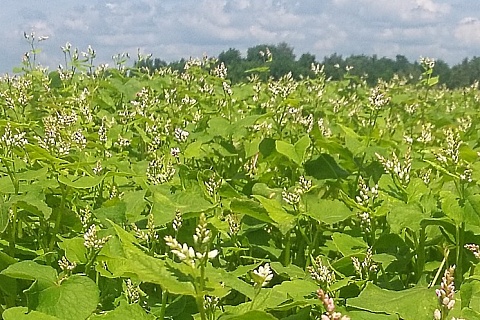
1 41 480 320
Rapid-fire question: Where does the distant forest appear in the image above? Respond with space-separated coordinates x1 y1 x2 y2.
135 42 480 89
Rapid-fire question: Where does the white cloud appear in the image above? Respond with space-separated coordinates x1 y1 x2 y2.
0 0 480 73
454 17 480 45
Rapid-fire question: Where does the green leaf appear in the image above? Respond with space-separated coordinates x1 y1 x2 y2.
1 261 57 289
88 301 154 319
0 175 15 193
464 194 480 227
347 282 437 320
305 154 349 180
304 196 353 225
184 140 206 159
254 195 295 234
94 199 127 225
427 75 439 87
440 191 463 225
0 195 9 233
270 279 318 300
58 175 104 189
17 167 49 181
331 233 367 257
275 135 310 165
123 190 147 222
269 262 306 280
36 275 99 320
208 117 231 137
460 280 480 310
219 310 278 320
230 198 274 224
387 202 425 233
12 192 52 220
58 237 88 264
344 310 398 320
150 185 215 226
101 222 196 296
2 307 61 320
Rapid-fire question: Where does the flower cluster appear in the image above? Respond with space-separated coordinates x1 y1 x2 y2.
132 214 158 244
417 123 434 144
174 127 189 142
164 213 218 268
98 117 109 144
282 190 301 205
226 213 241 237
318 118 332 137
352 247 378 280
84 224 112 250
57 256 77 283
78 206 92 231
35 110 86 156
172 210 183 233
115 135 131 149
282 176 313 206
130 87 159 117
259 47 272 61
420 56 435 70
436 128 461 165
465 243 480 259
252 121 273 136
307 256 336 288
434 266 458 320
146 159 176 185
204 295 220 316
125 279 140 304
376 147 412 186
58 256 77 273
316 289 350 320
355 176 379 232
0 123 28 155
251 263 274 288
204 175 222 197
369 85 390 110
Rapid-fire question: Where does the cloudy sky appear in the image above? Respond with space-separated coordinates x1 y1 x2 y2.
1 0 480 74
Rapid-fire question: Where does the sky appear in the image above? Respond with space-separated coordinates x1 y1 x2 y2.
1 0 480 74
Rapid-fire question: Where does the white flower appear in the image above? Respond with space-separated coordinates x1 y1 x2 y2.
252 263 274 287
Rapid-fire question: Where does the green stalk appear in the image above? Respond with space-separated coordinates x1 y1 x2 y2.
8 205 17 257
416 227 426 283
158 288 168 320
456 222 464 286
49 182 68 252
195 264 207 320
283 231 292 266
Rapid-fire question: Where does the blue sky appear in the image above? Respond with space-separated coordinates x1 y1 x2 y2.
1 0 480 74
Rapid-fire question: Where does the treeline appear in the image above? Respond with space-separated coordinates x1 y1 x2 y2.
136 42 480 88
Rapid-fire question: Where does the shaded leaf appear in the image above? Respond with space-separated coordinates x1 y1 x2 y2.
305 154 349 180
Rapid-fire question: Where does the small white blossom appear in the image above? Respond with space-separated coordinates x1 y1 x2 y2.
252 263 274 287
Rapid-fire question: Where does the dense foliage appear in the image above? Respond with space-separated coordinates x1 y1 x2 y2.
1 39 480 319
136 42 480 89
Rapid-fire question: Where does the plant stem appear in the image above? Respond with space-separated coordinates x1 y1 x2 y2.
195 264 207 320
49 182 68 252
159 287 168 320
456 222 464 286
416 227 426 283
283 231 291 266
8 205 17 257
